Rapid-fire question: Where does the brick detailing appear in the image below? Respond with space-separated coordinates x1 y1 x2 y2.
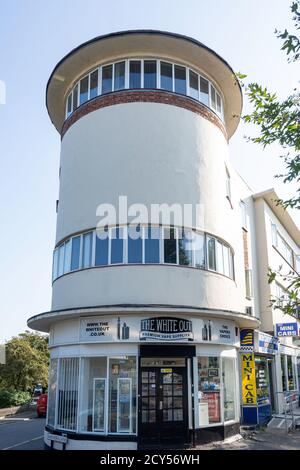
61 90 227 140
242 228 249 269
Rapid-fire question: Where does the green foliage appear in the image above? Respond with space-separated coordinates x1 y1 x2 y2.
276 1 300 62
0 331 49 392
0 389 31 408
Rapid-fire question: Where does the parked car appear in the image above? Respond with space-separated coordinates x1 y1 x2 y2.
37 393 48 418
33 383 43 397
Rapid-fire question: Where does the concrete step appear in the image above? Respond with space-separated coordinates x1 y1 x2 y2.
267 415 300 433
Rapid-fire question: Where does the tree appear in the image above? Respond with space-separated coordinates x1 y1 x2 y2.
0 331 49 392
240 1 300 317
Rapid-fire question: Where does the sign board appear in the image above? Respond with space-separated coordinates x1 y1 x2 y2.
275 323 299 337
241 353 257 405
240 329 254 352
255 332 278 355
80 316 236 345
46 432 68 444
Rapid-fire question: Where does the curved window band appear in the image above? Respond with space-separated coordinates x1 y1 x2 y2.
65 58 223 122
52 226 234 282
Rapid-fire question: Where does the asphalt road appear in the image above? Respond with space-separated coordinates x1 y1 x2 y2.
0 412 45 450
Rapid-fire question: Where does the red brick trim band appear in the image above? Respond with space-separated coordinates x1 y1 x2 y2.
61 90 227 140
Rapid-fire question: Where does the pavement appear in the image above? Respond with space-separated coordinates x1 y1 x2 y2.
0 410 45 450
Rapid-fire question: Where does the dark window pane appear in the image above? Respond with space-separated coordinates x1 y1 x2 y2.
178 230 193 266
160 62 173 91
208 237 216 270
102 65 112 94
95 230 109 266
216 93 222 114
73 84 78 111
90 70 98 99
114 61 125 91
194 232 205 269
79 76 89 105
210 84 216 109
200 77 209 106
174 65 186 94
71 236 81 271
144 60 157 88
111 227 124 264
129 61 141 88
145 227 160 263
164 227 177 264
128 226 142 263
189 70 198 100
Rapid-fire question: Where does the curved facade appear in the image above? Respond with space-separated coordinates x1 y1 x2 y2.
28 30 259 450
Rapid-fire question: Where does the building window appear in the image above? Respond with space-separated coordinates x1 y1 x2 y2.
281 355 287 392
72 84 78 111
189 70 199 100
102 64 113 94
108 357 136 434
95 230 109 266
52 249 59 281
144 60 157 88
174 65 186 95
90 69 99 99
64 239 72 273
225 167 231 202
200 77 209 106
66 93 72 118
277 233 294 266
194 232 205 269
129 61 141 89
164 227 177 264
144 226 160 263
245 269 253 299
210 84 216 110
128 225 143 263
222 357 236 421
70 235 81 271
178 229 193 266
79 75 89 105
198 357 221 425
287 356 296 390
114 61 125 91
207 237 216 271
57 243 65 277
240 201 247 229
82 232 93 269
111 227 124 264
160 61 173 91
57 358 79 431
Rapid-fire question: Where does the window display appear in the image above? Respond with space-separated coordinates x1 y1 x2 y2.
222 357 236 421
255 356 270 406
198 357 221 425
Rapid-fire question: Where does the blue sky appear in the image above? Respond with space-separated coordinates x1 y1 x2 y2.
0 0 299 342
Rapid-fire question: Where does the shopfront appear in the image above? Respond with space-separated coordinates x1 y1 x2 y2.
45 313 241 449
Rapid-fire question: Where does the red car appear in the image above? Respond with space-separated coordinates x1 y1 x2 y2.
37 393 48 418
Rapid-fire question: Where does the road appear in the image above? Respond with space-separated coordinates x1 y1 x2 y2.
0 411 45 450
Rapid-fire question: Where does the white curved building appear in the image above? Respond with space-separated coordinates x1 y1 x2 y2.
28 30 260 449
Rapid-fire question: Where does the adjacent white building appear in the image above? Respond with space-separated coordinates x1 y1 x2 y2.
27 30 300 449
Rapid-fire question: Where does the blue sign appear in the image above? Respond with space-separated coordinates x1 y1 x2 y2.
275 323 298 337
257 332 278 355
240 329 254 352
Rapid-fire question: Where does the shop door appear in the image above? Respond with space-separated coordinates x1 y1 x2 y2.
139 366 189 446
267 360 275 412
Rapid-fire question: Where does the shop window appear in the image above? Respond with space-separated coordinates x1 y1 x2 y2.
128 225 142 263
129 61 141 89
198 357 221 425
79 357 107 433
281 355 287 392
189 70 199 100
255 356 271 406
164 227 177 264
144 60 157 88
47 358 58 427
102 64 113 94
79 75 89 105
95 229 109 266
90 69 99 99
160 61 173 91
222 357 236 421
144 226 160 263
108 357 136 434
287 355 296 390
114 61 125 91
70 235 81 271
57 358 79 431
174 65 186 94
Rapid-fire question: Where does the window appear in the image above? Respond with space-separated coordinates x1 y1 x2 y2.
222 358 236 421
223 245 231 278
189 70 199 100
275 282 288 307
108 357 136 434
57 358 79 431
225 167 231 201
102 64 113 94
174 65 186 94
216 240 224 274
198 357 221 425
64 239 72 273
287 356 296 390
210 84 216 110
200 77 209 106
164 227 177 264
72 84 78 111
128 225 142 263
95 229 109 266
52 249 58 281
111 227 124 264
79 357 107 432
281 355 287 392
66 93 72 117
271 223 278 246
207 237 216 271
129 61 141 89
240 201 247 229
144 226 160 263
79 75 89 105
160 62 173 91
296 255 300 273
58 244 65 277
144 60 157 88
216 93 222 115
178 230 193 266
71 236 81 271
90 70 98 99
245 269 253 298
82 232 93 268
114 61 125 91
194 232 205 269
277 233 293 266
